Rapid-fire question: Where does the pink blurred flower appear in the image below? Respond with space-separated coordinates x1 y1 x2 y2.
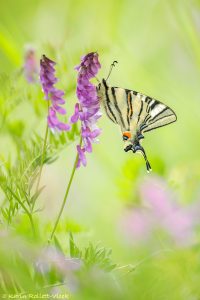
36 246 82 275
121 209 153 242
24 47 38 83
36 246 82 293
120 176 197 246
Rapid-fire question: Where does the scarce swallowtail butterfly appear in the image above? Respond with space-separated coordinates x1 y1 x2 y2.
96 61 177 172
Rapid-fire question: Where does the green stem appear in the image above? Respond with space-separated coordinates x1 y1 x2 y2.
49 137 82 241
7 187 36 236
29 213 36 236
33 115 49 211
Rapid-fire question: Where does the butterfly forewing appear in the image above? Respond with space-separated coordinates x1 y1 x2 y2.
140 96 177 133
100 80 131 130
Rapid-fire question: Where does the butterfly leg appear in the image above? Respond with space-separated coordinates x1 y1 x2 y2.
137 131 144 141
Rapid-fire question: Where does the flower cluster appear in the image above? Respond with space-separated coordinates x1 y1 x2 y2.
36 246 82 293
36 246 82 275
121 176 197 246
71 52 101 167
40 55 70 132
24 47 38 83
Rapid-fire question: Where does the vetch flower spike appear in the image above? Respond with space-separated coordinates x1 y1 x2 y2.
71 52 101 167
24 46 38 83
40 55 70 132
35 55 70 209
49 53 100 240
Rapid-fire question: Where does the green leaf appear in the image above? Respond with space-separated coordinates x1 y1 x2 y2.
30 185 45 205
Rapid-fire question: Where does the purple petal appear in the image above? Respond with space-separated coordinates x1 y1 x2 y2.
77 146 87 167
70 103 80 123
53 105 66 115
84 137 92 153
57 122 71 131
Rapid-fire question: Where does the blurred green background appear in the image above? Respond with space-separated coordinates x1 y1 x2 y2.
1 0 200 299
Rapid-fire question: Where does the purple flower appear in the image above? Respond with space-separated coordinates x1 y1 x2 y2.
36 246 82 275
140 177 195 245
71 52 101 167
40 55 70 132
121 209 153 243
24 47 38 83
35 246 82 293
120 176 197 246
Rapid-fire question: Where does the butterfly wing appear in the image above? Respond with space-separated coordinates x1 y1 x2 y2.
98 80 177 135
139 96 177 134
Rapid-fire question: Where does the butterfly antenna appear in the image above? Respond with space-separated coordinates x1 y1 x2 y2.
105 60 118 81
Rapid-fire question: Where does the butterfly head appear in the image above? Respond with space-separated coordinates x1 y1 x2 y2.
123 131 139 152
123 131 141 149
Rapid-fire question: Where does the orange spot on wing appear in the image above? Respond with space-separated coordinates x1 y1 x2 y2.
123 131 131 139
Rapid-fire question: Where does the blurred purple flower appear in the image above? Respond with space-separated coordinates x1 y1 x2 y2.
141 177 195 245
121 176 197 246
35 246 81 293
71 52 101 167
36 246 82 275
40 55 70 132
24 47 38 83
121 209 153 242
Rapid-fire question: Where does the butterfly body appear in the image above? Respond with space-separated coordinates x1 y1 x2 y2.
97 78 177 171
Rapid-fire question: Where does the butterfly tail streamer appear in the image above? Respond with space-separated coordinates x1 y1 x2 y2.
134 144 152 172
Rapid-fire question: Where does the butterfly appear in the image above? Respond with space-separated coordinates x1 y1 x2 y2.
97 61 177 172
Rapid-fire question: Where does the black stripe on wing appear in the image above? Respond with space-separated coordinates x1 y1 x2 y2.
140 100 177 133
150 100 159 110
111 87 126 128
137 100 143 124
125 90 130 129
102 80 118 124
